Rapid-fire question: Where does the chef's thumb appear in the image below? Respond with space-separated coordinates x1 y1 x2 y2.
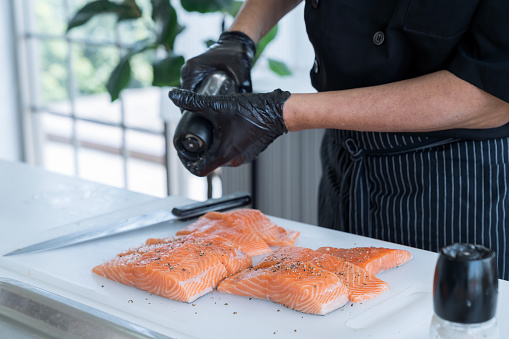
168 88 205 112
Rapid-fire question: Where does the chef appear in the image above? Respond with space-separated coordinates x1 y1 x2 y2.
168 0 509 279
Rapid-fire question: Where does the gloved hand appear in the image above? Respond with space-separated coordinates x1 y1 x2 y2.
168 88 291 177
181 31 256 93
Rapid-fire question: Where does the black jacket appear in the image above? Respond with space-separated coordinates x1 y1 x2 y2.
304 0 509 139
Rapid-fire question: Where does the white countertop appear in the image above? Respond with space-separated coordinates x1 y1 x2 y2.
1 160 507 339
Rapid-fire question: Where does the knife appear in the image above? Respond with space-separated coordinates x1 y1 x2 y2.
3 192 251 256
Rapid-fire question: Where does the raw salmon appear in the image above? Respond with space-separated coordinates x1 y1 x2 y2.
217 261 350 315
224 209 300 246
92 232 251 303
145 232 251 275
176 209 300 256
316 246 413 274
319 259 390 303
176 212 271 256
256 247 389 303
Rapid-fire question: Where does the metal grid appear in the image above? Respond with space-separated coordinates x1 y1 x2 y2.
14 0 169 196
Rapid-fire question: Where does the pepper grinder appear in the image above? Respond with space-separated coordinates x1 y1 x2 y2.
430 243 499 339
173 71 236 161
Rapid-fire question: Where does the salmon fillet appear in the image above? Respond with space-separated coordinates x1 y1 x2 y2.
217 261 350 315
256 247 389 303
92 233 251 303
317 258 390 303
224 209 300 246
176 212 272 256
316 246 413 274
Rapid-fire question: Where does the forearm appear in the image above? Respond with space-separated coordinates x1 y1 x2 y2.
284 70 509 133
228 0 303 43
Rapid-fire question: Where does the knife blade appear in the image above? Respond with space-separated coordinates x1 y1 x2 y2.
3 192 251 256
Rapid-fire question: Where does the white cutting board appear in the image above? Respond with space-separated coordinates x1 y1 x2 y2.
0 201 437 339
0 160 443 338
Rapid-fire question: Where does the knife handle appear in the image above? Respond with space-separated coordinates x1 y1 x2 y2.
171 192 252 218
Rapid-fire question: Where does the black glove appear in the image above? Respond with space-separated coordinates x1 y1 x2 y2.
168 88 291 177
181 31 256 93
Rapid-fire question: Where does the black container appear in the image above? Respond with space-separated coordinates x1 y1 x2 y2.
173 113 214 159
433 243 498 324
173 72 236 161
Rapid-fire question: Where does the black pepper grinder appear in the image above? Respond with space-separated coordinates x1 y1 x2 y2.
430 243 499 339
173 71 236 161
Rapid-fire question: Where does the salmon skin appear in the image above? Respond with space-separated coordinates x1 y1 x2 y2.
92 232 251 303
316 246 413 274
176 209 300 256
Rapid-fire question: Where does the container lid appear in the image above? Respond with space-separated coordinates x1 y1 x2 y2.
433 243 498 324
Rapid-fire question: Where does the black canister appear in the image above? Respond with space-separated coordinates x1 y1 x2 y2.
433 243 498 324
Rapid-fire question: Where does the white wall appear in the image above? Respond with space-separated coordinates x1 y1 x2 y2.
0 0 23 161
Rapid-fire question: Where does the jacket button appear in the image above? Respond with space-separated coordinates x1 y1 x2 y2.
373 31 385 45
313 58 319 73
312 0 319 9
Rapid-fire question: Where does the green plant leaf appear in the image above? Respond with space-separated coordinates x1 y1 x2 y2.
107 57 131 101
180 0 233 13
152 54 185 87
205 39 216 48
118 0 142 21
106 39 155 101
67 0 141 32
268 59 292 76
254 25 277 65
151 0 184 51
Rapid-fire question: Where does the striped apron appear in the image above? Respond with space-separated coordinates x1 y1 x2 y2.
318 129 509 280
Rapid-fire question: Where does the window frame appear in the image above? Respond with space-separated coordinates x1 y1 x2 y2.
13 0 171 196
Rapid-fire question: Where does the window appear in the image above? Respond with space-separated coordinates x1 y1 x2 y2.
14 0 212 200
